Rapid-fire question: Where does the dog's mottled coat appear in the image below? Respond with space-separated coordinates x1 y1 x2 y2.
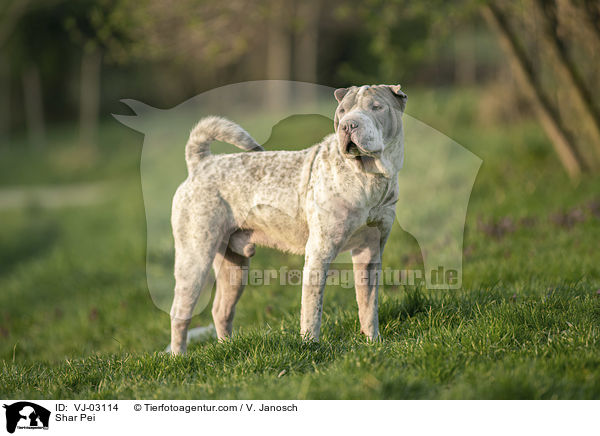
170 84 407 354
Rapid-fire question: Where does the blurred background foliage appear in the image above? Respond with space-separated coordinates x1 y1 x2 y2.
1 0 599 177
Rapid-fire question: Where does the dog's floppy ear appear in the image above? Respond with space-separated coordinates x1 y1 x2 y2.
388 85 407 112
334 88 349 103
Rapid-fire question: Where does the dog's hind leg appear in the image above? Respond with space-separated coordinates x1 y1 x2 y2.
211 246 249 340
170 213 227 354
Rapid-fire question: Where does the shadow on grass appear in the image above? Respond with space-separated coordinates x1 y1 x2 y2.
379 287 434 326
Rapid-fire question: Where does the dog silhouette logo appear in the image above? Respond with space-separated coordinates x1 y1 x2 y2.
3 402 50 433
114 81 481 316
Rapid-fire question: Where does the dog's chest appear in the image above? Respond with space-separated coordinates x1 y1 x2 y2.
242 202 310 255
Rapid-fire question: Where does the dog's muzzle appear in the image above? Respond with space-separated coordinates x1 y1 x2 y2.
340 133 374 158
346 139 363 156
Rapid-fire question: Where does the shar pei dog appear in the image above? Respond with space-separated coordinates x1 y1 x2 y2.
170 84 407 354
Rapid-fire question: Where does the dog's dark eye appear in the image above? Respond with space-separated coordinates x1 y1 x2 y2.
339 107 345 114
371 104 383 111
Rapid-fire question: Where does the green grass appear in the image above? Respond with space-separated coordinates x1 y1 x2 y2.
1 86 599 399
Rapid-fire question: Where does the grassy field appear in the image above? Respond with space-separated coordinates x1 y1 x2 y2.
1 87 599 399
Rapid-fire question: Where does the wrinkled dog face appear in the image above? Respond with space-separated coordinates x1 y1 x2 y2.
334 84 407 175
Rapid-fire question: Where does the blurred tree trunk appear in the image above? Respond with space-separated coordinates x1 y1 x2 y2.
79 49 101 149
0 54 9 148
482 3 585 179
22 63 45 149
0 0 30 49
455 48 477 85
266 0 292 110
294 0 320 102
581 0 600 45
455 25 477 85
535 0 600 165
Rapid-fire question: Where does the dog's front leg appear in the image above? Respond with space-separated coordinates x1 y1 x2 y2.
300 236 340 341
351 234 382 341
351 219 393 341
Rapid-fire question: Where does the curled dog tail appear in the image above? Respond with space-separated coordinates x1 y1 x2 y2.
185 116 263 173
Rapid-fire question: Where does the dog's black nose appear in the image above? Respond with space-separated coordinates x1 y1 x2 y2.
342 120 359 132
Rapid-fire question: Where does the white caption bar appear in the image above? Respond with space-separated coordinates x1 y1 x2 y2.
0 400 597 435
